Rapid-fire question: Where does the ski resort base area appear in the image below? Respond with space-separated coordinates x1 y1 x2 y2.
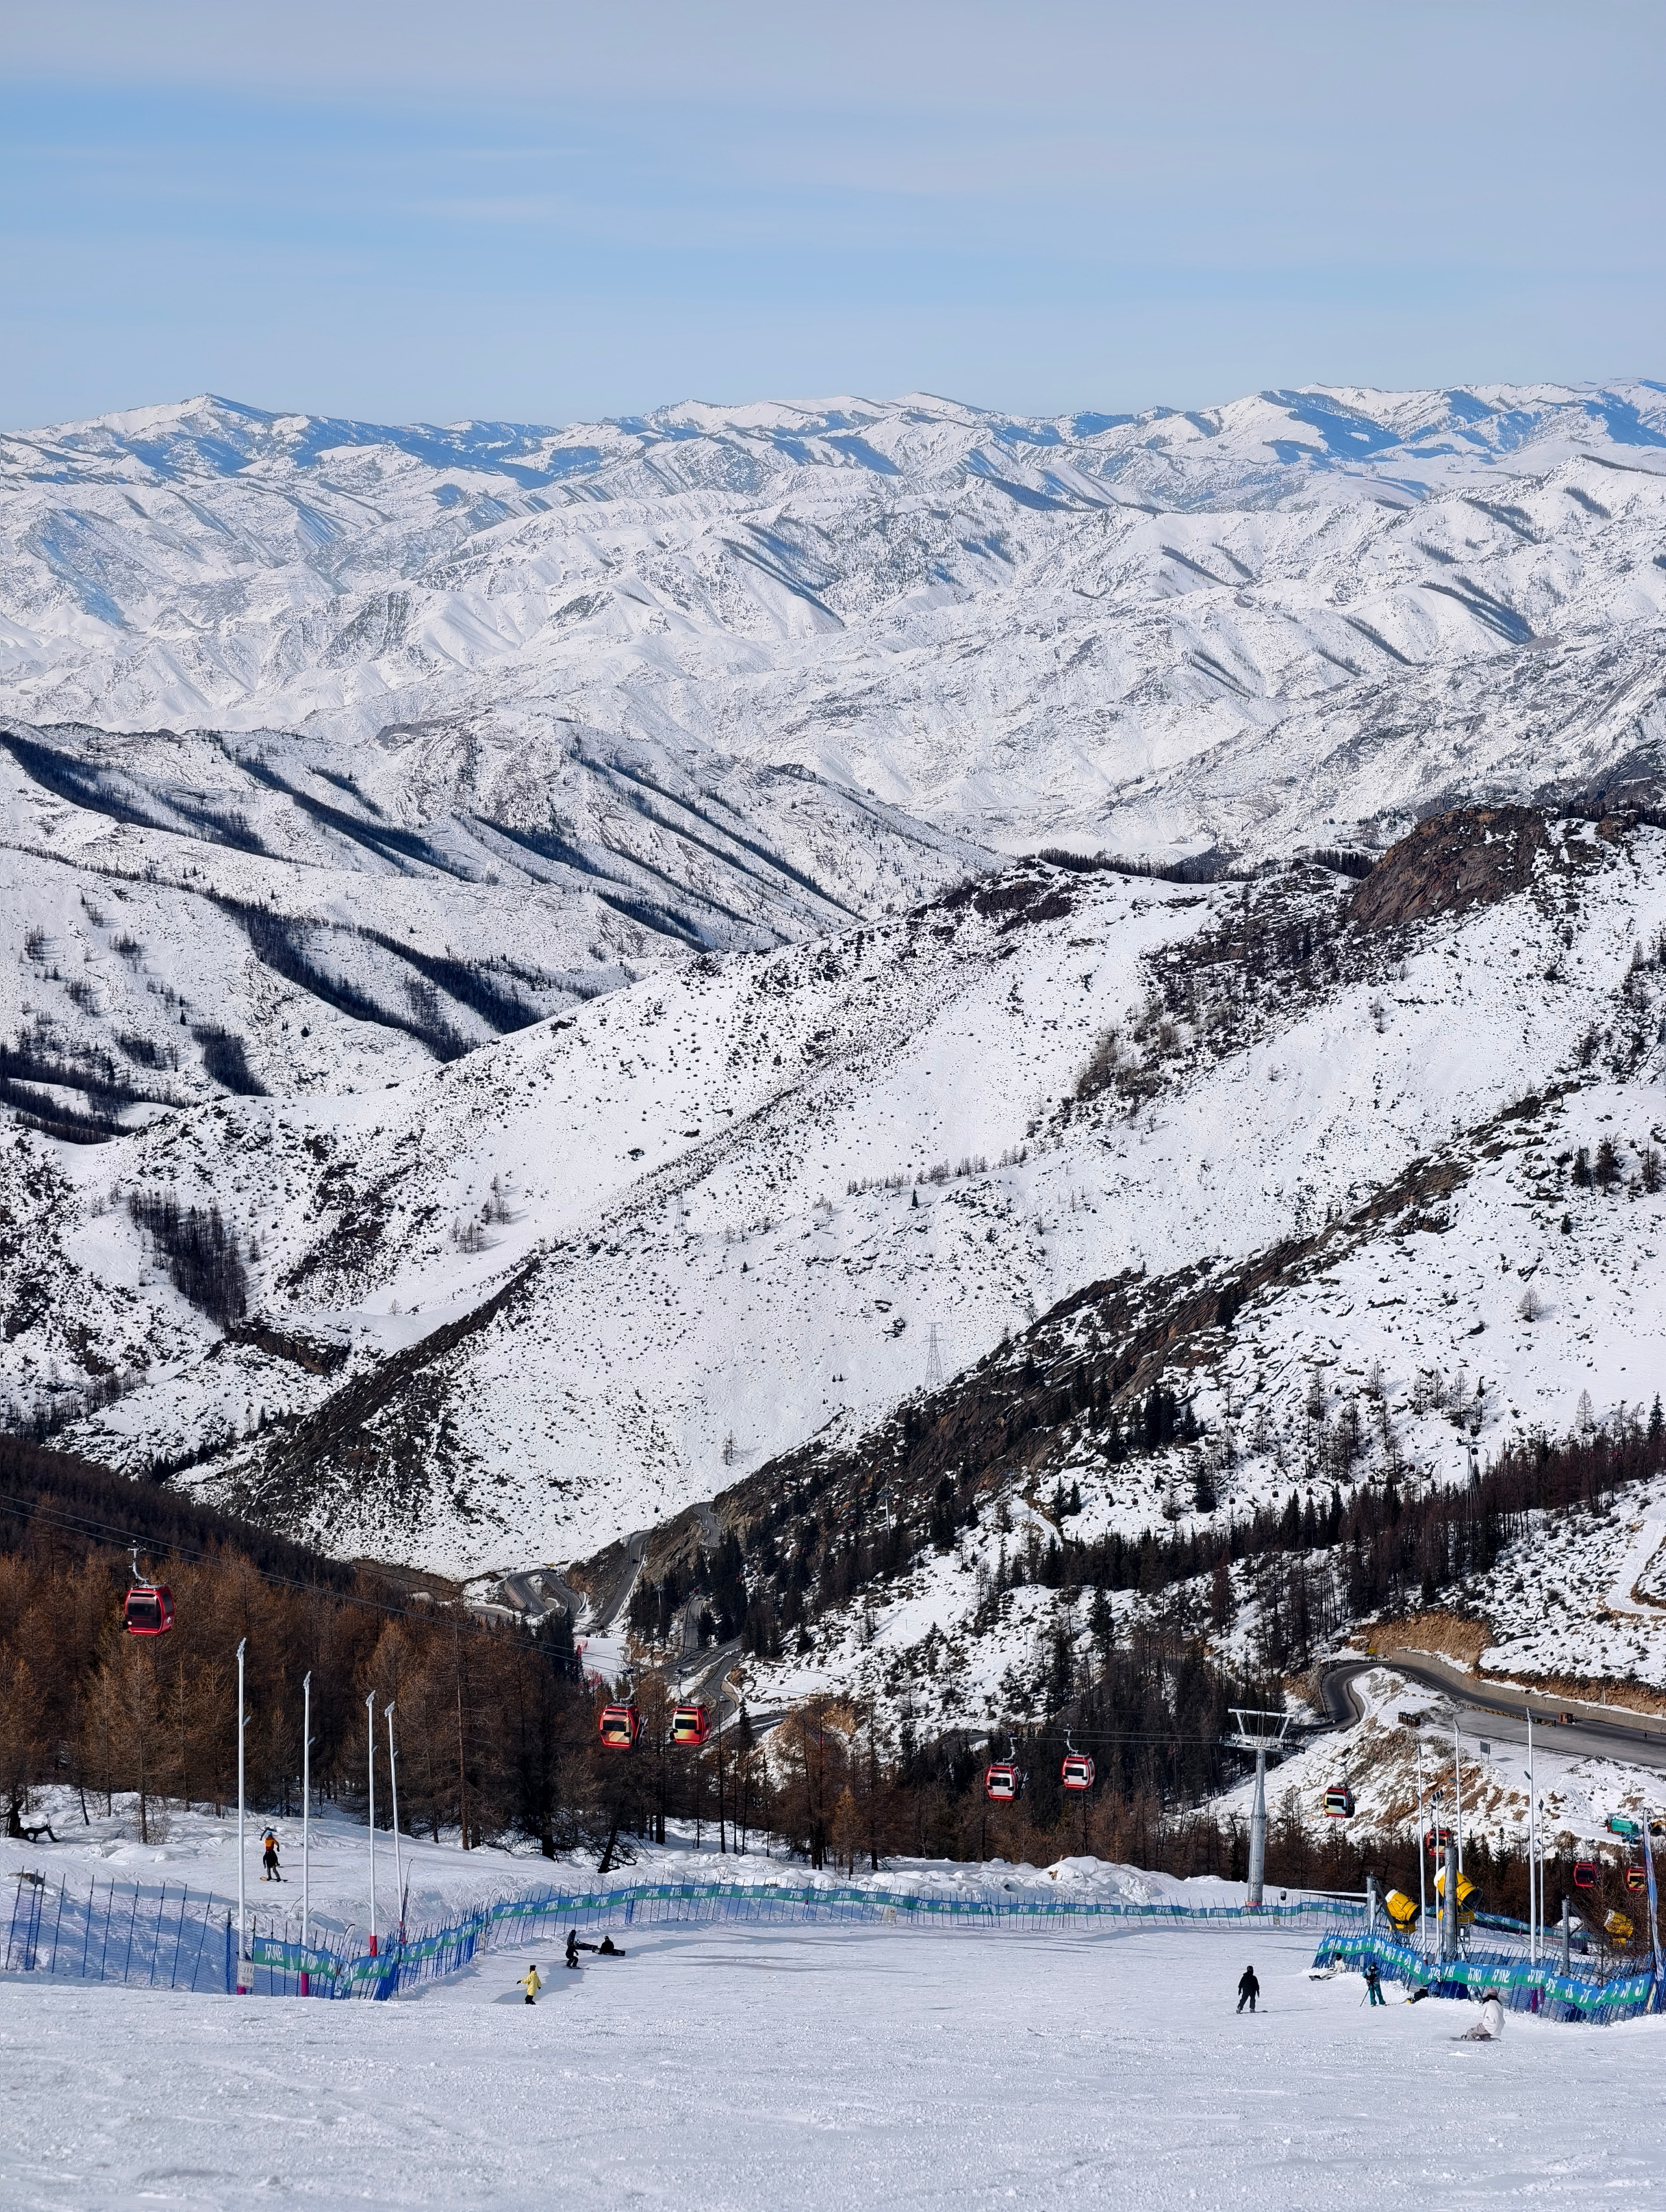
5 1919 1664 2209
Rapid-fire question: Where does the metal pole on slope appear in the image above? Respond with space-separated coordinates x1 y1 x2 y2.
1443 1836 1459 1963
385 1704 403 1940
300 1671 312 1998
366 1691 378 1959
1452 1719 1464 1876
1526 1710 1537 1966
1415 1744 1428 1958
235 1638 250 1994
1645 1799 1664 2010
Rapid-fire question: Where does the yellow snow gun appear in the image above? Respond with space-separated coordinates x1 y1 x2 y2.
1433 1866 1480 1924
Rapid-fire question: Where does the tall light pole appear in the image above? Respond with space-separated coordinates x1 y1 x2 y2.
366 1690 378 1959
385 1703 402 1942
1452 1718 1464 1874
1415 1740 1428 1954
300 1671 313 1997
1645 1799 1663 2006
235 1638 249 1993
1525 1710 1537 1965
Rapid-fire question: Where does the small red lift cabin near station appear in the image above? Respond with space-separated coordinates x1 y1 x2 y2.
1061 1752 1095 1793
984 1763 1021 1803
670 1702 710 1748
598 1702 641 1751
1323 1785 1355 1819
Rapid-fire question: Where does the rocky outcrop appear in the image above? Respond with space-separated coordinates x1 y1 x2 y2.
1349 805 1552 934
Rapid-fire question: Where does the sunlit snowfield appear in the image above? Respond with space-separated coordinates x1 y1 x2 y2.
6 1924 1665 2209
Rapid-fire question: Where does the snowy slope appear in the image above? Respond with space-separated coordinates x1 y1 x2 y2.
7 1918 1666 2211
3 384 1665 865
10 804 1661 1599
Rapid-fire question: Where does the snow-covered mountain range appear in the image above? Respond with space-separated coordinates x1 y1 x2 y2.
5 382 1665 862
5 380 1666 1731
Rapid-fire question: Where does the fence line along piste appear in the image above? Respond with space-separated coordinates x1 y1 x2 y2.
7 1871 1662 2022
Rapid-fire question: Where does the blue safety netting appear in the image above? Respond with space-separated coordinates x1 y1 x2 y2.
1312 1926 1664 2025
5 1870 1363 1999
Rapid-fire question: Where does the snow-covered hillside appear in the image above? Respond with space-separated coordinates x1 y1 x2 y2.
7 377 1666 1732
8 799 1662 1600
4 384 1665 863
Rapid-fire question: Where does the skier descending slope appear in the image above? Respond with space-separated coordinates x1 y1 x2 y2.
1236 1966 1260 2015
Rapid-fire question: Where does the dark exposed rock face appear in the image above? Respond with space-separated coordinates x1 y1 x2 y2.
1349 805 1552 934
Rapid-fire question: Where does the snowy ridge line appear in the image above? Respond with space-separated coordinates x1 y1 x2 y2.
1315 1928 1663 2028
5 1870 1367 2003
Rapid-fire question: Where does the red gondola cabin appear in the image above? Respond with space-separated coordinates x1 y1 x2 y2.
598 1703 640 1751
984 1763 1021 1803
1573 1861 1598 1891
1060 1752 1095 1793
1324 1785 1355 1819
1423 1825 1453 1856
123 1583 174 1637
1625 1865 1648 1894
670 1702 709 1748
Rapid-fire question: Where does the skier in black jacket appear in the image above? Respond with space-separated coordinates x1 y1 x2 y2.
1236 1965 1260 2013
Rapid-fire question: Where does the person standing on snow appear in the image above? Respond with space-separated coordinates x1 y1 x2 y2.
520 1965 542 2005
565 1929 580 1970
261 1831 281 1882
1236 1965 1260 2014
1364 1962 1385 2007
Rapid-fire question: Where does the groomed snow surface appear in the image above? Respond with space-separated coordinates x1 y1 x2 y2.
8 1919 1666 2210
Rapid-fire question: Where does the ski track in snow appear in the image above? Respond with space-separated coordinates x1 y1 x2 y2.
5 1924 1665 2209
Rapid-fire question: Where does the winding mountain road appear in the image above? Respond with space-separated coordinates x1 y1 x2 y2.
1323 1654 1666 1775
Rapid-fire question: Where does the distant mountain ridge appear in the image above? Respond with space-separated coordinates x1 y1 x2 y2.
3 381 1664 865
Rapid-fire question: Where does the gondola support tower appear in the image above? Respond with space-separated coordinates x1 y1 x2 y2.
1224 1708 1291 1909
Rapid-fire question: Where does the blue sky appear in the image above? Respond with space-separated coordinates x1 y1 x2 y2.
4 0 1662 429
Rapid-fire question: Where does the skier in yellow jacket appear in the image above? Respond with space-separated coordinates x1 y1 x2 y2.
518 1965 542 2005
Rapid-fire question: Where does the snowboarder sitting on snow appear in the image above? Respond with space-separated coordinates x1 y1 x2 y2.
1236 1965 1260 2014
520 1965 542 2006
1364 1962 1385 2007
597 1935 624 1957
261 1831 281 1882
1458 1994 1504 2042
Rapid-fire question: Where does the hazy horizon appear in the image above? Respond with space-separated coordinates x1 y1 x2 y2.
6 0 1663 430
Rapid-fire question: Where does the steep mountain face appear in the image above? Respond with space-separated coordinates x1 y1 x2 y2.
580 809 1666 1737
3 384 1665 865
12 802 1665 1605
0 711 981 1131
